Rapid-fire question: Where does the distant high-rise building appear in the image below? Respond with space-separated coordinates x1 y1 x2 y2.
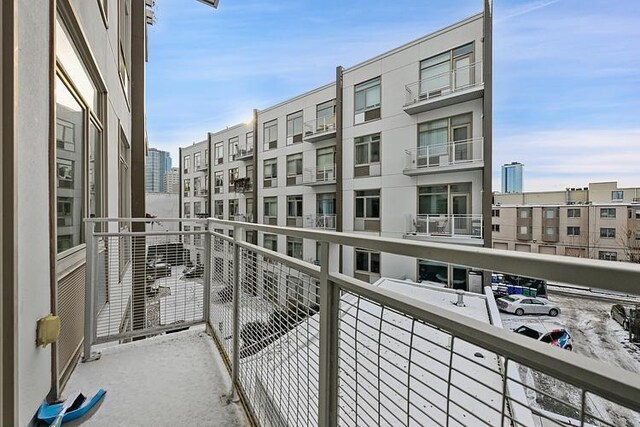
146 148 172 192
164 167 180 194
501 162 523 193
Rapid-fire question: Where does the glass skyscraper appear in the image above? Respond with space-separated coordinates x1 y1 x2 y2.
146 148 172 192
501 162 523 193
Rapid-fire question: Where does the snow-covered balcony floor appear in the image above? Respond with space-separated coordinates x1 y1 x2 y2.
64 328 248 426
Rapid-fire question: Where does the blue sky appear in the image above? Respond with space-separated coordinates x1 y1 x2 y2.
147 0 640 191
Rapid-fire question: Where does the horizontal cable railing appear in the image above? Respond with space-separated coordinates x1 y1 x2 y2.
405 137 484 170
83 218 640 427
405 60 483 106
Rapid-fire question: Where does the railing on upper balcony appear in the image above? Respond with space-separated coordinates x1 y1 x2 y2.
407 213 483 239
82 217 640 427
405 61 483 106
303 115 336 138
231 214 253 223
304 214 337 230
233 145 254 160
303 164 336 185
405 137 484 171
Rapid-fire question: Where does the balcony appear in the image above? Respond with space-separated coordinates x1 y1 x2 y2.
232 213 253 222
194 188 208 197
303 164 336 186
405 213 484 245
404 138 484 176
234 177 253 193
304 214 337 230
303 115 337 143
404 61 483 114
234 146 254 161
65 218 640 427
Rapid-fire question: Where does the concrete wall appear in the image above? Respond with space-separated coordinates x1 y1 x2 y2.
16 0 53 422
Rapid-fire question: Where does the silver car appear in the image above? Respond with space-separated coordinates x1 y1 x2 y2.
496 295 560 316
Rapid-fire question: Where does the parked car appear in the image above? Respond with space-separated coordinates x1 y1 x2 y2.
183 264 204 279
610 304 636 331
496 294 560 316
146 259 171 279
513 325 573 351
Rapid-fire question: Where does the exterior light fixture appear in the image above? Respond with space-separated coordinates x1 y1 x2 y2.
196 0 219 8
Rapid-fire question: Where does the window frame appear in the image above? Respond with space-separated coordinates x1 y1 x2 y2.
287 195 303 218
567 208 581 218
600 208 616 219
229 136 239 161
355 189 381 219
214 142 224 165
567 226 580 236
355 248 381 275
264 119 278 151
354 77 381 115
600 227 616 239
354 133 381 167
286 110 303 144
286 236 304 260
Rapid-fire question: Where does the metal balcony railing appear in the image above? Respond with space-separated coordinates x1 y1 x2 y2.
233 145 254 160
304 214 337 230
405 61 483 106
405 138 483 171
407 213 483 239
231 214 253 223
81 218 640 427
303 164 336 185
303 115 336 138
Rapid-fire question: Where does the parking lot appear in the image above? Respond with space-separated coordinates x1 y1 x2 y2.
499 292 640 425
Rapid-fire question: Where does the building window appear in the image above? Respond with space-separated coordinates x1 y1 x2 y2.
193 177 201 196
419 42 474 97
214 171 223 194
545 227 555 236
214 200 224 219
418 183 471 218
204 149 208 166
418 114 472 166
214 142 223 165
492 209 500 217
264 234 278 252
519 226 528 235
286 153 303 185
355 190 380 219
354 77 381 124
264 120 278 150
635 231 640 241
264 158 277 187
246 131 254 151
194 152 201 170
316 99 336 131
600 208 616 218
567 208 581 218
316 146 335 174
519 209 529 219
286 111 303 144
56 118 75 151
287 237 303 260
118 0 131 96
183 178 190 197
355 248 380 275
287 195 303 218
354 133 380 177
229 168 239 192
184 202 191 218
600 228 616 238
194 201 202 215
612 190 624 200
544 209 556 219
246 198 254 219
264 197 278 218
599 251 617 261
567 226 580 236
229 199 238 219
492 224 500 232
229 136 239 161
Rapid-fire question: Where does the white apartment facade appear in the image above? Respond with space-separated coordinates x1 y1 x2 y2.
164 166 180 194
180 12 492 290
180 140 210 263
493 182 640 262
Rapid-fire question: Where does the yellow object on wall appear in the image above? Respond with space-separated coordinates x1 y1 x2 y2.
36 314 61 347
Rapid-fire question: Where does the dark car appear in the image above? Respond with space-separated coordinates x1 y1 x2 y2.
146 260 171 279
611 304 636 331
183 264 204 279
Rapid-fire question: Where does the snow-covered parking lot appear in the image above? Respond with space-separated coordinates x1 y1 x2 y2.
500 292 640 426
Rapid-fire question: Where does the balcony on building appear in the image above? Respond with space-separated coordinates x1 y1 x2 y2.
302 164 336 186
303 115 336 143
232 213 253 222
304 214 337 230
234 145 254 161
234 177 253 194
404 61 483 115
194 188 208 197
404 138 484 176
404 213 484 245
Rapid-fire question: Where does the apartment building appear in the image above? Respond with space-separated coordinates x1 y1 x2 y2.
180 11 492 289
493 182 640 262
180 140 210 263
502 161 523 193
164 166 180 193
1 0 149 424
145 147 172 192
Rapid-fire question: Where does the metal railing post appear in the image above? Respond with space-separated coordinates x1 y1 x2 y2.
202 222 212 324
318 241 340 427
83 221 99 362
230 224 242 400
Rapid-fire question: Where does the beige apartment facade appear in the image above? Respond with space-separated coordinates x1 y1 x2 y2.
493 182 640 262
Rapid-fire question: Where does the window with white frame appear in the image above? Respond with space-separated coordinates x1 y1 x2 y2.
214 142 223 165
118 0 131 96
214 200 224 218
419 42 474 96
355 190 380 219
229 136 239 161
287 195 303 218
354 133 380 175
214 171 223 194
194 152 201 170
599 251 617 261
264 120 278 150
567 208 581 218
245 131 254 153
194 201 202 215
229 168 238 192
183 178 190 197
264 197 278 218
612 190 624 200
204 149 208 165
287 153 303 184
286 111 303 144
263 234 278 252
228 199 238 218
354 77 381 124
355 248 380 275
600 228 616 238
193 177 201 195
316 100 336 131
264 158 277 187
287 236 303 260
600 208 616 218
184 202 191 217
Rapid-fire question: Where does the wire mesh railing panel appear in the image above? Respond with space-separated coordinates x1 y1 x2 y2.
234 248 321 427
94 230 206 343
209 233 236 360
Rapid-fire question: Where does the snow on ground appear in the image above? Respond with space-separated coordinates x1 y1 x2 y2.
155 266 204 325
500 293 640 426
64 328 247 426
